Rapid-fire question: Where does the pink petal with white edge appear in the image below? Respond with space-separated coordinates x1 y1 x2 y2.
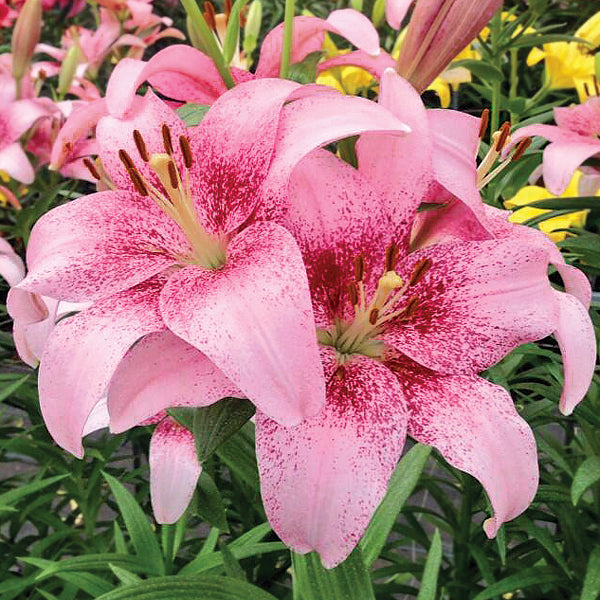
97 91 187 194
108 330 241 433
82 398 109 436
255 351 407 568
325 9 380 56
150 417 201 524
0 238 25 286
386 0 414 28
20 190 187 302
389 354 537 537
261 90 410 221
38 275 167 458
357 69 433 242
385 239 559 374
553 292 596 415
160 221 325 427
0 143 34 184
187 78 299 235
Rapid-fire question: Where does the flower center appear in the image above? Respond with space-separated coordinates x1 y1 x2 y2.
317 242 432 363
118 125 226 269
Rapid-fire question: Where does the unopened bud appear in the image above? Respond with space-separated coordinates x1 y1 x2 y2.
12 0 42 85
186 15 209 53
371 0 386 28
243 0 262 56
57 44 80 96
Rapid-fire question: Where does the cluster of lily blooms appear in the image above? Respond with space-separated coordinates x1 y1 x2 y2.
0 0 597 568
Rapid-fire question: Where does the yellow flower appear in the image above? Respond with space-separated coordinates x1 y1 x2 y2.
316 35 376 96
527 11 600 101
505 171 591 242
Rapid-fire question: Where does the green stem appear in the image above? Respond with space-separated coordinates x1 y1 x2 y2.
161 524 176 574
490 9 503 134
279 0 295 79
180 0 235 89
452 474 474 600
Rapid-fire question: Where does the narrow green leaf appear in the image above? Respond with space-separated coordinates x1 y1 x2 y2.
287 51 323 84
0 374 30 402
292 547 375 600
215 425 260 493
572 456 600 505
109 564 143 585
20 554 150 579
0 474 67 507
452 59 504 82
174 104 210 127
194 398 255 461
581 546 600 600
509 33 592 49
520 517 570 575
113 521 127 554
220 542 246 580
103 472 165 575
515 196 600 211
361 444 431 567
93 575 279 599
223 0 248 63
36 590 60 600
230 522 272 548
54 572 114 596
417 529 442 600
195 471 229 532
471 567 564 600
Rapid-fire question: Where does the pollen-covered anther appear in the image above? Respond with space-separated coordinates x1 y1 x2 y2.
162 123 174 156
495 121 511 152
511 137 532 162
478 108 490 140
353 254 364 282
368 308 380 325
385 241 399 272
347 281 359 306
402 296 421 319
179 135 193 169
133 129 149 162
203 1 217 30
409 257 432 287
83 157 101 181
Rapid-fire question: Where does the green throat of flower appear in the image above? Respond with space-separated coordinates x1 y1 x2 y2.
318 243 431 364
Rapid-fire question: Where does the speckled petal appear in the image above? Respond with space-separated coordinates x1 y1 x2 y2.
19 190 187 302
553 292 596 415
389 354 537 537
384 239 559 374
187 78 299 234
38 276 167 458
317 50 395 80
108 330 241 433
150 417 201 524
160 221 325 426
255 351 407 568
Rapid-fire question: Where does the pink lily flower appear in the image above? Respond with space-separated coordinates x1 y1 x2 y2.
510 97 600 195
18 78 410 459
254 74 595 568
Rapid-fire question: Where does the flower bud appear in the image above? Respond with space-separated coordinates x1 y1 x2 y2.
243 0 262 56
371 0 386 28
186 15 209 53
57 44 80 97
11 0 42 85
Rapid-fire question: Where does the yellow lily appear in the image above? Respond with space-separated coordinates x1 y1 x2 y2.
527 11 600 101
505 171 591 242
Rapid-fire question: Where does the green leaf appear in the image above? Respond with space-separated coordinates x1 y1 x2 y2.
572 456 600 505
109 564 143 585
292 547 375 600
509 33 592 49
220 542 246 580
0 374 30 402
168 407 195 431
194 398 255 462
288 51 324 84
223 0 248 64
581 546 600 600
0 474 67 507
175 103 210 127
514 196 600 211
452 59 504 82
94 575 279 599
195 471 229 532
471 567 564 600
520 517 570 575
54 572 114 596
103 472 165 575
361 444 431 567
215 424 260 493
417 529 442 600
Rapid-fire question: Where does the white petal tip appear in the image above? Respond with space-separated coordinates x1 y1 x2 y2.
483 517 498 538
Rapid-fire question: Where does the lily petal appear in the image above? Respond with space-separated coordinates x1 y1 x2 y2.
150 416 201 524
386 0 414 28
160 221 325 426
553 292 596 415
38 276 166 458
0 142 34 184
389 354 537 538
0 238 25 286
255 352 407 568
108 330 241 433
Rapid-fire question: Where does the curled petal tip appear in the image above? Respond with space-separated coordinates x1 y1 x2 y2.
483 517 498 538
559 396 574 417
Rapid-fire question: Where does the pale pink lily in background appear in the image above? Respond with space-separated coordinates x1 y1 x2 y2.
18 78 409 462
510 97 600 195
319 0 501 96
254 72 596 569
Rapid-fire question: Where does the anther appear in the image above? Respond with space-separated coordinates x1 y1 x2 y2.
127 168 149 197
409 258 432 287
133 130 149 162
354 254 364 282
478 108 490 140
162 124 174 156
385 241 399 272
403 296 420 318
494 122 511 152
368 308 380 325
83 158 101 181
179 136 193 169
584 82 591 97
167 160 179 189
224 0 232 18
511 137 532 162
118 149 135 170
203 1 216 30
347 281 359 306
